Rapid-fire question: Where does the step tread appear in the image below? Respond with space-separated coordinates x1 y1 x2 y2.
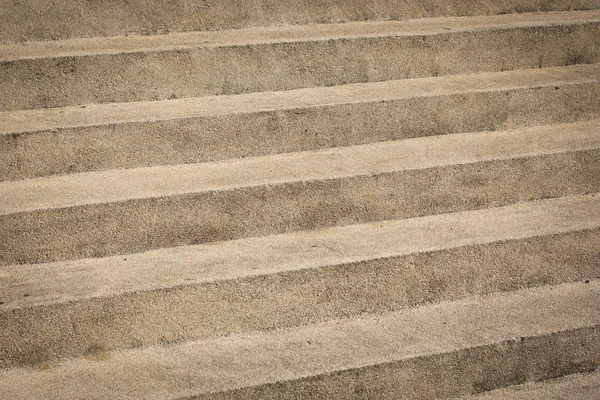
463 369 600 399
7 0 600 45
1 280 598 399
3 0 600 45
2 194 598 310
1 64 598 136
1 119 599 215
2 10 599 62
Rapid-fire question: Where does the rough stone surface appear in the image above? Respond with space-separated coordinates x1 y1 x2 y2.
0 281 599 399
1 121 599 265
463 369 600 399
2 0 600 44
1 194 598 368
1 65 599 181
1 3 600 398
1 12 600 111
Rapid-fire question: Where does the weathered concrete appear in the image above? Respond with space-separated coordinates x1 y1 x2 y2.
464 369 600 399
2 12 600 111
0 194 598 368
2 0 600 44
0 281 599 399
2 3 600 397
1 121 599 266
1 64 599 181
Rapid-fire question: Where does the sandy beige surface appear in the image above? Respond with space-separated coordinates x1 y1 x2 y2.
1 65 598 181
3 0 600 43
2 13 599 111
2 3 599 398
1 121 598 266
1 280 599 399
2 11 599 61
1 195 598 368
3 120 598 215
464 369 600 399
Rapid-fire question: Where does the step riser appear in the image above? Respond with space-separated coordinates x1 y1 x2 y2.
199 327 600 400
2 279 598 399
1 2 599 395
1 150 598 266
3 0 600 44
1 229 597 369
3 23 599 111
467 370 600 399
3 81 599 181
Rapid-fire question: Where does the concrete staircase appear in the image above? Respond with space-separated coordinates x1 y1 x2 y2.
1 1 599 398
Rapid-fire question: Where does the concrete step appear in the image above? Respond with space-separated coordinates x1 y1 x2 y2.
1 120 599 266
462 369 600 399
1 279 599 399
2 11 599 111
3 0 599 44
1 194 599 368
2 64 599 181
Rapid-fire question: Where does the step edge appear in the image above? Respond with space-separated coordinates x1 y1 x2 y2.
2 193 599 310
1 121 598 216
1 64 598 136
1 280 598 398
2 10 599 62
